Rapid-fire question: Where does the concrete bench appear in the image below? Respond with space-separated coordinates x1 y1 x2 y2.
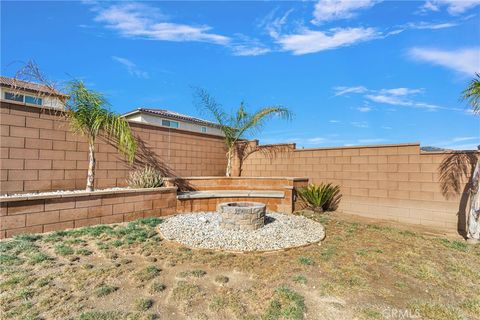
177 190 285 200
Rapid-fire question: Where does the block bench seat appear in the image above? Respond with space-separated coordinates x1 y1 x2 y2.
177 190 285 200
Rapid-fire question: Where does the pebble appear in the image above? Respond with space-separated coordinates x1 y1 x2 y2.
158 212 325 252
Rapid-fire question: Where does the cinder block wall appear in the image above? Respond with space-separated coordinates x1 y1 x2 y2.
239 142 477 234
0 101 227 193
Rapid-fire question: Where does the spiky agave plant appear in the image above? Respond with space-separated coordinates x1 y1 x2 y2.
66 80 136 191
128 166 164 188
194 88 292 176
297 183 342 213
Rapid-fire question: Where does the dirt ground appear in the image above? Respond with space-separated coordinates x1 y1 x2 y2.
1 211 479 320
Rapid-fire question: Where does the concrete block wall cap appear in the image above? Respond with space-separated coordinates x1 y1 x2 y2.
170 176 308 181
294 142 420 152
0 186 178 203
177 190 284 199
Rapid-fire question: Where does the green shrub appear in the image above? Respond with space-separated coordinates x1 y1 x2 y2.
296 183 341 212
128 166 164 188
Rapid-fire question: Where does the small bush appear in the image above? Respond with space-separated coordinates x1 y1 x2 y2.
296 183 342 212
134 298 153 311
128 166 164 188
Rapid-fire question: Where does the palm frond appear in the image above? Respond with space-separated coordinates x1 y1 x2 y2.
462 73 480 114
236 106 293 140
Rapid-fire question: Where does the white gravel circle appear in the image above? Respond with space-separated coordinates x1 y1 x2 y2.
158 212 325 252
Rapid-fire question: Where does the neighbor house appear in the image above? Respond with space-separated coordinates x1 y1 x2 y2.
123 108 224 136
0 76 67 109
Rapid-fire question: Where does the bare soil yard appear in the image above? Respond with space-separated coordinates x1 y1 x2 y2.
1 212 479 320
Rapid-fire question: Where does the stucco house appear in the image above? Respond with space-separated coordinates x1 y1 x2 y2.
123 108 224 136
0 76 67 109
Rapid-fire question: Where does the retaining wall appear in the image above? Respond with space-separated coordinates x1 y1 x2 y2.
0 187 177 238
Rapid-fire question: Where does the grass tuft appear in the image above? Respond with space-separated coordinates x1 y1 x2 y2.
264 286 305 320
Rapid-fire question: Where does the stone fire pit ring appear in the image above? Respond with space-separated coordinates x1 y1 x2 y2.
158 211 326 252
218 201 266 231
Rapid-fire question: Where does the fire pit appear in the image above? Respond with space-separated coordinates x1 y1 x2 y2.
218 201 266 231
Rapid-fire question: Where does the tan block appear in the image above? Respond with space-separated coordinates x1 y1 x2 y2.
101 214 124 224
409 191 434 201
39 129 65 141
45 198 76 211
1 214 26 229
397 145 420 155
26 210 59 226
25 137 53 149
52 160 76 170
39 149 65 160
1 136 25 148
88 205 112 218
134 200 153 211
113 202 135 214
8 170 38 181
75 197 102 208
409 172 433 182
5 225 42 238
74 218 101 228
10 126 38 138
26 117 53 129
0 159 24 169
351 156 369 164
25 159 52 170
369 189 388 198
24 180 52 191
101 195 125 205
0 114 25 126
38 170 64 180
53 140 77 151
43 221 74 233
387 155 409 163
124 211 144 222
59 207 88 221
398 164 420 172
51 179 76 190
7 200 44 215
10 148 38 159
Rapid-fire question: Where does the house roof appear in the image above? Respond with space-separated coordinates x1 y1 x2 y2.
0 76 67 97
124 108 221 128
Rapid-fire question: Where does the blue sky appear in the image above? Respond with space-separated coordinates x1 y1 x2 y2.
1 0 479 150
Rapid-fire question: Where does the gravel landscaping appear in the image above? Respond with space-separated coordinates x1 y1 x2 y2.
158 212 326 252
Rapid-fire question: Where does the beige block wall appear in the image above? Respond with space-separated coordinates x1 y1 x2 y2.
0 101 227 194
239 142 477 234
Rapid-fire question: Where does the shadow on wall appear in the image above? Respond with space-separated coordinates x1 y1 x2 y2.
439 152 478 237
103 135 194 191
234 140 295 177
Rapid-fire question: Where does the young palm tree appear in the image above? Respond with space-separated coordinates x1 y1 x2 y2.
66 80 137 191
461 74 480 242
462 73 480 114
195 89 292 176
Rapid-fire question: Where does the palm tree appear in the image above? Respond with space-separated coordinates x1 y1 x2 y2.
195 89 292 176
66 80 137 191
462 73 480 114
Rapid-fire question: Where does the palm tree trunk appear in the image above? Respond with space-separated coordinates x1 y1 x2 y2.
86 142 96 191
467 155 480 242
226 148 233 177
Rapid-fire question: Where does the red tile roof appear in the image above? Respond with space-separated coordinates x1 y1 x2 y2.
0 76 67 97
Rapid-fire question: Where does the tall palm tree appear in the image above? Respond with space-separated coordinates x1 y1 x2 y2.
66 80 137 191
462 73 480 114
195 89 292 176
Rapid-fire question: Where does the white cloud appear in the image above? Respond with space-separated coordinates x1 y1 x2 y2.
308 137 327 143
333 86 368 96
381 126 393 130
408 47 480 75
312 0 380 24
379 88 423 96
276 27 379 55
350 121 369 128
422 0 480 15
95 3 230 45
357 106 372 112
112 56 149 79
329 119 341 123
230 34 271 56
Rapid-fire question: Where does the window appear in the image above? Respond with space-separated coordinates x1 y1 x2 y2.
4 92 24 102
25 95 43 106
161 119 179 128
201 126 207 133
4 92 43 106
